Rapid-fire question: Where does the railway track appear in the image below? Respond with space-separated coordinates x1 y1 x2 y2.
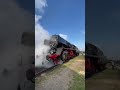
35 65 58 78
35 56 77 78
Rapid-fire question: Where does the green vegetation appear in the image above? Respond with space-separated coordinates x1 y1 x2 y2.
68 55 85 90
63 55 84 66
69 73 85 90
76 55 85 60
36 55 85 89
91 69 120 80
86 69 120 90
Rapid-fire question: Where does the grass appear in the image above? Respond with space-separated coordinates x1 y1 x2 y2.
86 69 120 90
68 55 85 90
91 69 120 80
63 55 85 67
69 72 85 90
77 55 85 60
36 55 85 88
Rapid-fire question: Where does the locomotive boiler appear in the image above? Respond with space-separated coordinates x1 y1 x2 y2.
44 35 80 65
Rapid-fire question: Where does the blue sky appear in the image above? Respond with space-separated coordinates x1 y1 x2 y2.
37 0 85 51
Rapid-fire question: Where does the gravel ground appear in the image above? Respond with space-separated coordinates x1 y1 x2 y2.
36 68 73 90
35 58 85 90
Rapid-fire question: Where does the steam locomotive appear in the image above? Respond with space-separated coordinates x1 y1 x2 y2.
85 42 108 77
44 35 80 65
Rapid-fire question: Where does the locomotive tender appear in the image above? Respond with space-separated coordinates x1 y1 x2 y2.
44 35 80 65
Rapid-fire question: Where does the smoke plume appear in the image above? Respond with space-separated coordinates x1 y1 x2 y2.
35 15 50 67
35 0 53 68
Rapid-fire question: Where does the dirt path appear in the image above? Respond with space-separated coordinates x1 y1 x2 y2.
35 56 85 90
86 69 120 90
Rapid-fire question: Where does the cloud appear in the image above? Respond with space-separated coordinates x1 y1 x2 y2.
35 0 54 67
0 0 35 89
59 34 68 40
35 15 42 23
35 15 50 48
0 0 34 68
35 0 47 13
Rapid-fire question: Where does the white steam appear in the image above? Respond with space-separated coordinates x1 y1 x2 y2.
35 0 47 13
35 0 53 67
59 34 68 40
35 15 50 67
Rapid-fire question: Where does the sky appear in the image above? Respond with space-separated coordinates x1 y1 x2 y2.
86 0 120 59
36 0 85 51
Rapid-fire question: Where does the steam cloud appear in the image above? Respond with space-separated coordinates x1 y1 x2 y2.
0 0 34 89
35 0 53 68
35 15 51 67
59 34 68 40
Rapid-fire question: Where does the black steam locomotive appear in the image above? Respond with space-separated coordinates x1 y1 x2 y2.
44 35 80 64
85 42 108 77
